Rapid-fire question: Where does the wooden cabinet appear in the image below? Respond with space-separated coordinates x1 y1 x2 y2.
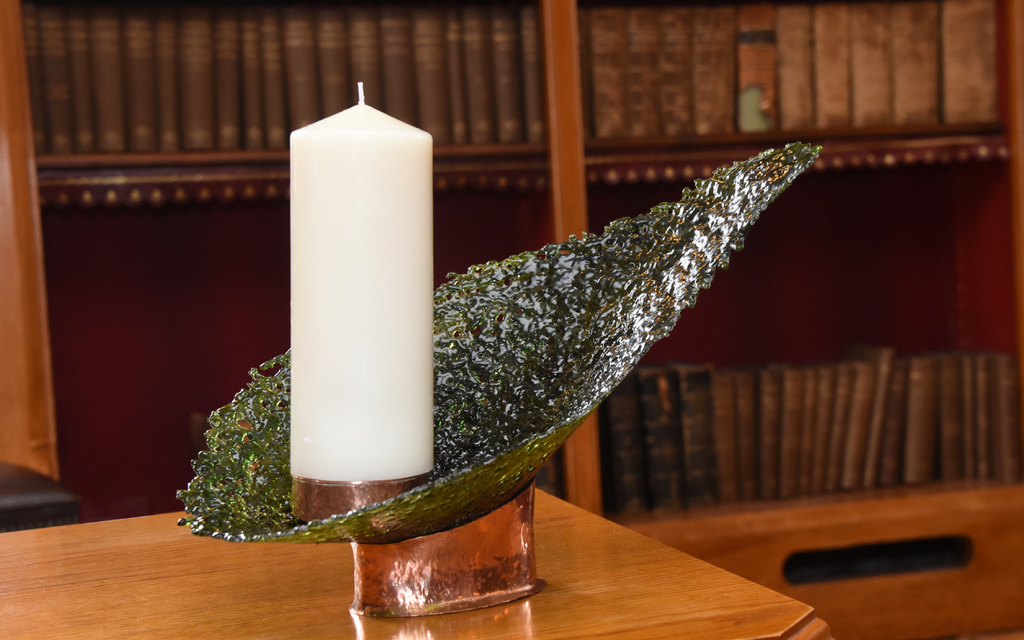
7 0 1024 637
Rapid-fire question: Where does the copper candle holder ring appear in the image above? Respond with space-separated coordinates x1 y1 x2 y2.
292 475 545 617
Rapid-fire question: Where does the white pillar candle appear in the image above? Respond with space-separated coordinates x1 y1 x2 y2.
290 86 434 482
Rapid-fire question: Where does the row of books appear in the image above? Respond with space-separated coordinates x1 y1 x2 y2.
580 0 999 140
21 2 547 155
600 347 1022 515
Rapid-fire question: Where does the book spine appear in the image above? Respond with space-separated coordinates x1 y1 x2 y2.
973 352 992 479
733 369 759 501
710 369 739 503
657 7 693 137
825 362 854 492
37 5 74 154
796 367 818 496
757 367 781 499
65 6 95 152
577 7 593 139
854 346 895 489
637 367 686 511
960 353 977 478
461 6 495 144
840 361 877 490
316 6 349 118
89 5 126 153
903 355 941 484
777 366 805 498
940 0 999 123
154 7 179 152
587 7 628 138
849 2 892 127
878 358 909 487
411 6 450 143
937 353 966 481
775 4 814 131
809 364 836 493
260 7 288 150
692 6 737 136
380 6 417 126
602 373 649 513
625 7 661 138
214 7 242 150
674 364 717 507
239 8 263 150
736 3 777 133
348 7 382 109
989 353 1022 483
812 3 850 129
891 1 939 125
21 1 48 152
445 7 468 144
178 6 214 151
122 6 157 152
491 5 524 143
519 4 546 143
282 6 321 131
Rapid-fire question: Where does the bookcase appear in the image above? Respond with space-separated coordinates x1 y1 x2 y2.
5 0 1024 638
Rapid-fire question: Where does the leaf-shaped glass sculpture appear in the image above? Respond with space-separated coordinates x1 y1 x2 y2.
178 142 821 543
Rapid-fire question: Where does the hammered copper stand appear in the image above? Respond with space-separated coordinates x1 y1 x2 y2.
350 482 545 616
293 476 545 617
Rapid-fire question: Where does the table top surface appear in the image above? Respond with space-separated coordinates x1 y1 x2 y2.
1 491 831 639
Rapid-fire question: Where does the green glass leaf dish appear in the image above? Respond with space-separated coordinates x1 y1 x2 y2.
177 142 821 544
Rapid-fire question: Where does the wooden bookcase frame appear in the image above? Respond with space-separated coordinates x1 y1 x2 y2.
0 0 59 479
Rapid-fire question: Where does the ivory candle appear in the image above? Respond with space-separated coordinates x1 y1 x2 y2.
290 86 434 482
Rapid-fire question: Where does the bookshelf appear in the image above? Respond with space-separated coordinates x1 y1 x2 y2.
5 0 1024 637
579 1 1024 639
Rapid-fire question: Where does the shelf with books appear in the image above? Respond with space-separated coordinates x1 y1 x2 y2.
20 1 549 158
599 348 1021 516
35 124 1009 208
583 125 1008 186
34 143 551 208
576 0 1024 637
577 1 999 142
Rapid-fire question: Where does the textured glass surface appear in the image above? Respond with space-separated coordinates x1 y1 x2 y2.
178 143 821 543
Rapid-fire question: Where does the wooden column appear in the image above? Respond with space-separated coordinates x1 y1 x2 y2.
1005 0 1024 471
0 0 59 478
539 0 602 514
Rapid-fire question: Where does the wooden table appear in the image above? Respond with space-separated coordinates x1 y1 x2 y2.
1 492 833 639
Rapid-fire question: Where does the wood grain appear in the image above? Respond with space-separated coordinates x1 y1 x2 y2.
539 0 603 515
0 492 831 639
624 484 1024 640
1006 0 1024 476
0 0 58 478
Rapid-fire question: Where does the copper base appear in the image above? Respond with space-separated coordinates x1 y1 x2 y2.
350 482 545 617
291 473 430 522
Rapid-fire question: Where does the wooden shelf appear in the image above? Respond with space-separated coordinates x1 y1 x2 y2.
34 143 552 208
584 124 1008 185
34 126 1008 208
619 482 1024 640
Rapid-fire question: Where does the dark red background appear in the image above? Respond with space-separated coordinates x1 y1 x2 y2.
42 163 1017 521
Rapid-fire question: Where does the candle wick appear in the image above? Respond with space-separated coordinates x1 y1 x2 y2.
357 82 365 106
